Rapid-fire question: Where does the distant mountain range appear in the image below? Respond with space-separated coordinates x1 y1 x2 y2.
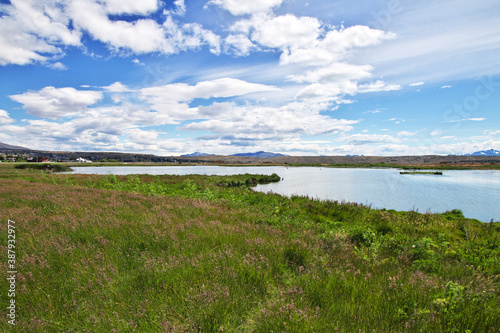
463 149 500 156
180 152 215 157
181 151 288 158
231 151 288 158
2 141 498 158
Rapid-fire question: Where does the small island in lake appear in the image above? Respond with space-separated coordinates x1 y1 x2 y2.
400 171 443 175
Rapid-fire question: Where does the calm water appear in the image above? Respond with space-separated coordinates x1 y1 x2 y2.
70 166 500 222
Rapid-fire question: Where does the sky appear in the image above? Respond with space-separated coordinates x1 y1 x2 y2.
0 0 499 156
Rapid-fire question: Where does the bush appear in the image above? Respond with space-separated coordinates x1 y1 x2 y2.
14 163 71 172
348 226 376 246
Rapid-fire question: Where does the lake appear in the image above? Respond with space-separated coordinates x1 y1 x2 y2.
69 166 500 222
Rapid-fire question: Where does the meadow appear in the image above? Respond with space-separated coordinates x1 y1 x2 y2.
0 163 499 332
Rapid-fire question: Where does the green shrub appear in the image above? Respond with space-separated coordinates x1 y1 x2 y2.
348 226 376 246
14 163 71 172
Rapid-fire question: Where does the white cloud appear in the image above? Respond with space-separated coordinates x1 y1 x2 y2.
102 0 159 15
183 101 358 141
409 82 424 87
140 78 279 103
397 131 417 137
358 80 401 93
279 25 396 67
0 0 221 65
132 58 144 66
49 62 67 70
296 80 400 101
9 87 103 119
68 0 166 54
295 82 357 100
0 0 80 65
223 34 257 56
441 85 452 89
483 130 500 136
124 128 160 145
172 0 186 16
249 14 321 50
103 82 132 93
443 117 487 123
230 14 394 67
207 0 284 16
0 109 14 125
338 133 401 145
227 14 399 103
287 63 373 83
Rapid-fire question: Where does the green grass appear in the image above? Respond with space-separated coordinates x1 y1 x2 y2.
0 164 499 332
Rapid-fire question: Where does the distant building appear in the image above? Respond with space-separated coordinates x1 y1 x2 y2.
28 157 49 163
76 157 92 163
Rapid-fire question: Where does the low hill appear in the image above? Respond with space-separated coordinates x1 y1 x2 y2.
0 142 30 151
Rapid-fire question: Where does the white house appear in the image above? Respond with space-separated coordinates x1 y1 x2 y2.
76 157 92 163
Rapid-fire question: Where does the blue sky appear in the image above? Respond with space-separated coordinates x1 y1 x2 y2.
0 0 499 156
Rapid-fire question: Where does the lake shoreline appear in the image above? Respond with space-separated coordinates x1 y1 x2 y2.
66 165 499 222
50 160 500 170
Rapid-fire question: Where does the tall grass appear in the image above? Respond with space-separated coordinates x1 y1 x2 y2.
0 164 499 332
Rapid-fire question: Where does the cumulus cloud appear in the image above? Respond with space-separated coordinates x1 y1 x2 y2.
223 34 257 56
124 128 160 145
0 0 81 65
102 0 159 15
227 13 399 102
288 63 374 83
137 78 279 123
397 131 417 137
183 101 358 143
249 14 321 50
295 80 400 101
140 78 279 103
483 130 500 136
165 0 186 16
70 0 218 55
207 0 284 16
9 87 103 119
0 0 220 65
279 25 396 67
338 133 401 145
103 82 132 93
67 0 165 54
0 109 14 125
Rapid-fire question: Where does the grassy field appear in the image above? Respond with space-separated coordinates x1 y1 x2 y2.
1 163 499 332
